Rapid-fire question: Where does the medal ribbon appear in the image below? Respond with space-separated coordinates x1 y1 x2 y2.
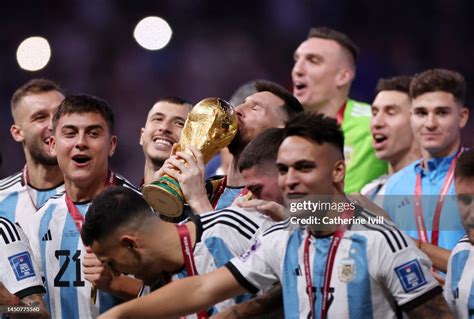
414 147 462 246
303 208 354 319
336 101 347 125
176 223 208 318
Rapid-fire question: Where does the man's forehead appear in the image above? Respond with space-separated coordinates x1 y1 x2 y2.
373 90 410 106
296 37 343 55
246 91 283 107
412 91 458 107
148 102 190 117
58 113 106 126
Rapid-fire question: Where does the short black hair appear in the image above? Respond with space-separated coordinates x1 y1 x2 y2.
410 69 466 105
282 112 344 157
254 80 303 118
81 186 156 246
238 128 285 172
455 149 474 180
158 96 193 108
11 78 64 113
375 76 413 95
52 94 115 133
307 27 359 65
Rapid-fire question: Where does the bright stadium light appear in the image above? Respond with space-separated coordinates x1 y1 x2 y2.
16 36 51 71
134 16 172 50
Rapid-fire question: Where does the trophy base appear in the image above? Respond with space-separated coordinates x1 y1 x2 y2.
142 180 184 218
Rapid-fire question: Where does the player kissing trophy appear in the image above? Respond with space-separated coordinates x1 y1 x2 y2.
142 98 238 217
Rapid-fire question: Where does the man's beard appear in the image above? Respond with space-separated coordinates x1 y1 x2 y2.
29 142 58 166
227 130 250 157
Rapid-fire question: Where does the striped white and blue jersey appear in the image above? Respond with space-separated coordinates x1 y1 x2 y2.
140 206 276 318
444 235 474 318
0 216 45 298
227 206 441 319
0 170 64 232
26 173 135 319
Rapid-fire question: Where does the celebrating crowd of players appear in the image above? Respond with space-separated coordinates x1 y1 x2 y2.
1 26 473 319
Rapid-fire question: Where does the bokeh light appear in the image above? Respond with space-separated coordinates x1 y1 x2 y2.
16 36 51 71
133 16 172 50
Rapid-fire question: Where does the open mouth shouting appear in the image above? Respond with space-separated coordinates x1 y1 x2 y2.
293 81 307 97
372 133 388 150
72 154 92 167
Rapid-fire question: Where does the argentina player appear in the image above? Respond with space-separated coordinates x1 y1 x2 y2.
25 95 136 319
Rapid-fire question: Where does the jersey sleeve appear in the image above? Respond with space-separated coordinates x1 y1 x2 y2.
225 227 287 294
443 252 456 313
0 221 45 298
23 206 47 278
375 231 441 312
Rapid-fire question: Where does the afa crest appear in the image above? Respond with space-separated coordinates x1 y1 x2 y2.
338 258 356 283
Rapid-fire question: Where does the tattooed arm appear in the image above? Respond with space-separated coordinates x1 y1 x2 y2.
406 293 453 319
211 284 283 319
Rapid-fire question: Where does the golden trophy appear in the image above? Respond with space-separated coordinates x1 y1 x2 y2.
142 98 238 217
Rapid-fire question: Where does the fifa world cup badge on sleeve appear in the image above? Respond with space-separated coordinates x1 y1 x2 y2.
394 259 427 292
8 251 36 281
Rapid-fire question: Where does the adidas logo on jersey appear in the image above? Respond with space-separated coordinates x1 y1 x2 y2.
42 229 52 241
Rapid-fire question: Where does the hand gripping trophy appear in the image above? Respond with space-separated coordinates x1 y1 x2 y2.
142 98 238 217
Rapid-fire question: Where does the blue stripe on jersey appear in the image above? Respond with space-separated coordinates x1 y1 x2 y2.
282 230 302 318
204 236 251 306
36 189 58 208
347 234 373 319
451 250 470 295
39 204 56 315
59 204 84 319
314 237 332 319
0 192 19 222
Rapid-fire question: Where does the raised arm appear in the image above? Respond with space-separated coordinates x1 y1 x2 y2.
211 283 283 319
99 267 246 319
82 248 142 301
413 238 450 273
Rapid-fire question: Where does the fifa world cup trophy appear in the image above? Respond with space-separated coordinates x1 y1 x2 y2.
142 98 238 217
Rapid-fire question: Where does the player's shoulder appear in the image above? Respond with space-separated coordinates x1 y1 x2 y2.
199 207 263 240
261 218 295 238
0 171 23 192
350 207 410 254
34 191 66 219
346 98 372 118
384 161 419 194
0 216 22 245
451 235 472 254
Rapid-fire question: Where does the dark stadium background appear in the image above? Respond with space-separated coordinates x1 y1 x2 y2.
1 0 473 185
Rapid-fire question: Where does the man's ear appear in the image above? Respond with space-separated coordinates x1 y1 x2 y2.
139 127 145 146
10 124 24 142
108 135 118 157
50 136 57 157
120 235 138 250
333 159 346 184
335 68 354 88
459 107 469 129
